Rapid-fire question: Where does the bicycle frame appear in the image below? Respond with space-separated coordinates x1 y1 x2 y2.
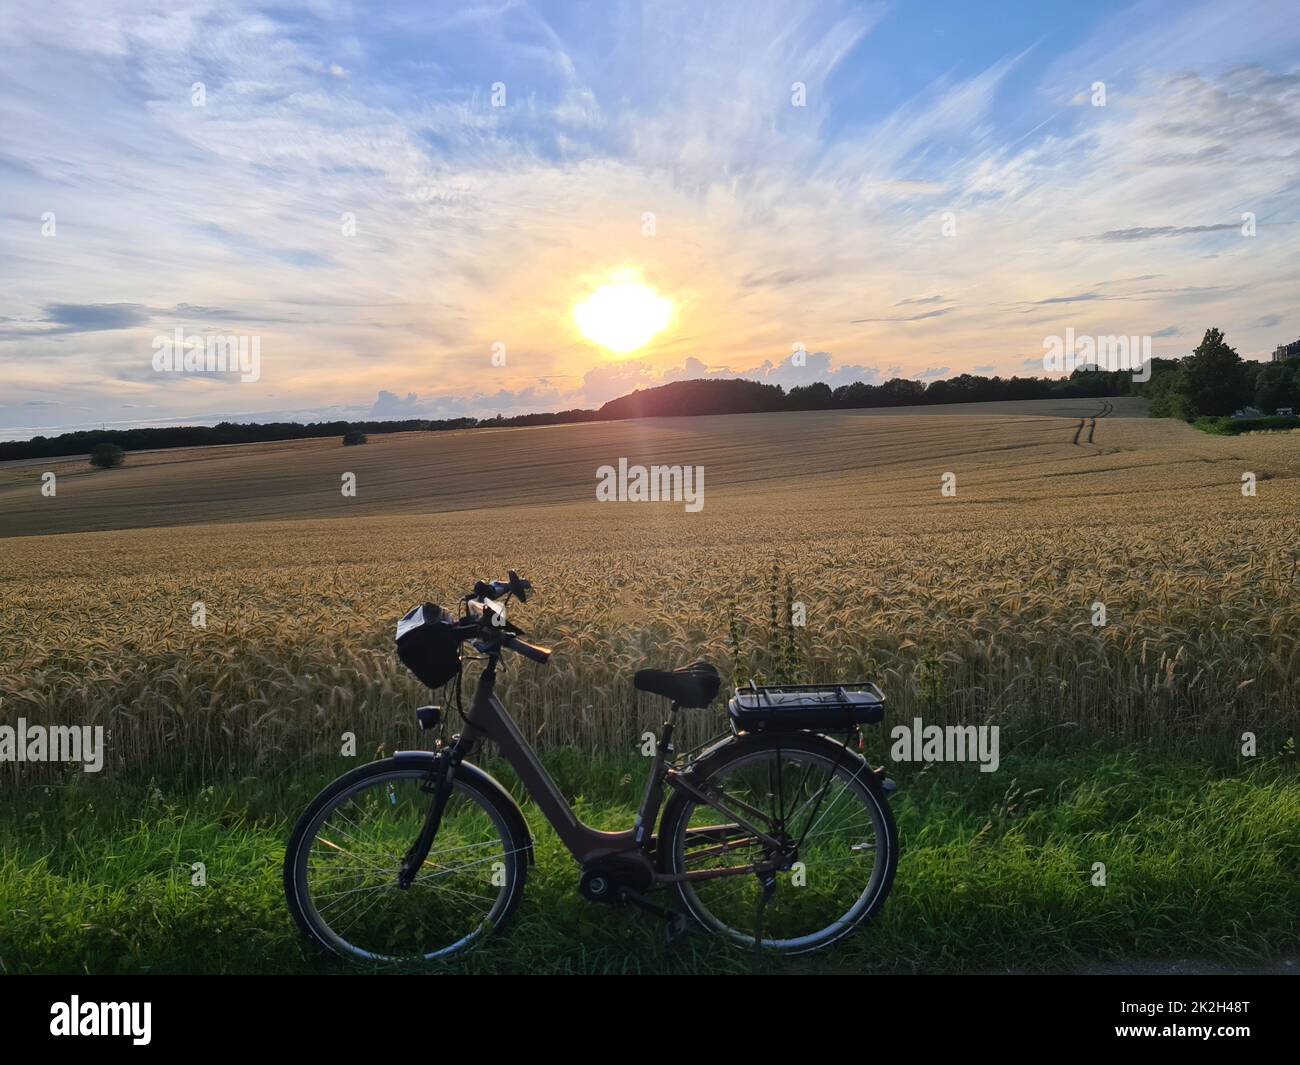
451 657 787 873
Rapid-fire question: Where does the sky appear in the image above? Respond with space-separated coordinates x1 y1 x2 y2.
1 0 1298 438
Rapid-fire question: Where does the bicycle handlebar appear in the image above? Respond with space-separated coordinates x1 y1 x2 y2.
502 633 551 664
462 579 551 665
470 570 531 604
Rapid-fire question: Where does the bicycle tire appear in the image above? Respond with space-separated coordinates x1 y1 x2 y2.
284 756 530 964
658 731 897 954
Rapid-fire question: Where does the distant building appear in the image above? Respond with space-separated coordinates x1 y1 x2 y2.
1272 338 1300 362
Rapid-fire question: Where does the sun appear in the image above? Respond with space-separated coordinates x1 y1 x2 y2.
574 276 673 354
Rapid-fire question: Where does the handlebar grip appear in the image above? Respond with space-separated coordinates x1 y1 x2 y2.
504 634 551 664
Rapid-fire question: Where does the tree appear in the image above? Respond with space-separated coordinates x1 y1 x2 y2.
1176 328 1250 418
342 430 368 446
1253 360 1300 414
881 377 927 406
831 380 878 408
786 382 833 410
1142 365 1189 419
89 442 125 468
597 378 785 418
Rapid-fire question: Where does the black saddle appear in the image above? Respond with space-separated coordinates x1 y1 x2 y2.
634 661 721 709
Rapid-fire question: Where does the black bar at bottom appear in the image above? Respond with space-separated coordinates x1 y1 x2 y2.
0 972 1291 1051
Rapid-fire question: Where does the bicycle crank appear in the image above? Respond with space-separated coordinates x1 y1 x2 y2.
578 855 654 904
579 857 691 945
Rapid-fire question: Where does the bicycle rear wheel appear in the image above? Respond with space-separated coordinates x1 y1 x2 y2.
285 757 528 964
659 733 897 954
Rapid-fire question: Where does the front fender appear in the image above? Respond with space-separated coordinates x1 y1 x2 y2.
392 750 535 865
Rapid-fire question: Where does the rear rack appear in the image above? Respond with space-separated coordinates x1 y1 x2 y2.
728 680 886 734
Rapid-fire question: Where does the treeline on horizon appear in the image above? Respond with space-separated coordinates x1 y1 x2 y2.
1 367 1158 462
1140 327 1300 420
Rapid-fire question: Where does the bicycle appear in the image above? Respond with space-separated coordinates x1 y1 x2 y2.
284 572 899 963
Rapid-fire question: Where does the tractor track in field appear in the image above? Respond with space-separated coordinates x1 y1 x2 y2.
1072 399 1113 447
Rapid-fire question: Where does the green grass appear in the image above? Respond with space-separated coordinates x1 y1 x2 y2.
1 742 1296 974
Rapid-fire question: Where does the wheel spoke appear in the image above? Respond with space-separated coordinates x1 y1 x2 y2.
292 769 519 963
671 743 892 953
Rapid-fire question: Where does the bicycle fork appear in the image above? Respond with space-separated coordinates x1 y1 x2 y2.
397 744 462 889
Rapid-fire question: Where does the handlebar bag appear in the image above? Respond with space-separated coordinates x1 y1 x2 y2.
396 603 463 688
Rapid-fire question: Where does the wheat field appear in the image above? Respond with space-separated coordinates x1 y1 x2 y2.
1 403 1297 785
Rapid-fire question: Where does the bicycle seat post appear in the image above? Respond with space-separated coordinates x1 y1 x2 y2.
633 702 677 849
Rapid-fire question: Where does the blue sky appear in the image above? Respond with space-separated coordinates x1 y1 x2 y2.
1 0 1298 437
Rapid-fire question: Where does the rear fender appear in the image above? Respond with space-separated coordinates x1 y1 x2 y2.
679 730 895 798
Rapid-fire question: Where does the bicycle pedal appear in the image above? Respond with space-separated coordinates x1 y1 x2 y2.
620 887 689 939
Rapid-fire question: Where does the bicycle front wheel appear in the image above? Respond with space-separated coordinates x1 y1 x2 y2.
284 757 529 964
660 732 897 954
